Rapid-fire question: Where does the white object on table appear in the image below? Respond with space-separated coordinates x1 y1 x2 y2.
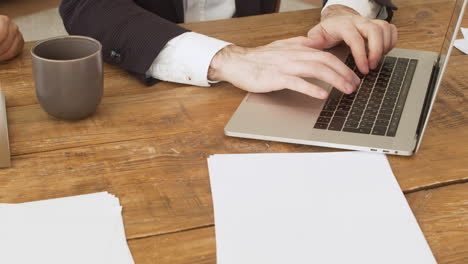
0 192 134 264
454 27 468 54
207 152 436 264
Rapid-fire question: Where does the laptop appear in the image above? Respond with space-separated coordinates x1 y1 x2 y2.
225 0 467 156
0 89 10 167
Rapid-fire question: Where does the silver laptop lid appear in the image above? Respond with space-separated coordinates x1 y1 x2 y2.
415 0 467 151
0 88 11 168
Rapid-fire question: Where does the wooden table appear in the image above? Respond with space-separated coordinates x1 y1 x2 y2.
0 0 467 263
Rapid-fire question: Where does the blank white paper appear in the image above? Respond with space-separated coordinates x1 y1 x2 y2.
0 192 134 264
454 27 468 54
208 152 436 264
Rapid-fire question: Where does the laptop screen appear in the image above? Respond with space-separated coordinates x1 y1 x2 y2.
415 0 467 151
436 0 467 79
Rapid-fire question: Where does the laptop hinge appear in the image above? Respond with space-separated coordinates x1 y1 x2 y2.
415 63 440 140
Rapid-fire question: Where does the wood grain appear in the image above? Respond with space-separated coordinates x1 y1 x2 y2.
0 2 466 262
127 182 468 264
0 1 467 240
0 1 460 108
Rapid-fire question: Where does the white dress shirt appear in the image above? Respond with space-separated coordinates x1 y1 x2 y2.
146 0 384 86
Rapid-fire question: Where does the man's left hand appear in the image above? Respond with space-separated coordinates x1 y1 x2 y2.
307 5 398 75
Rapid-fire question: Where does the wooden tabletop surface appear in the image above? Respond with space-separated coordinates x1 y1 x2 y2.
0 0 467 263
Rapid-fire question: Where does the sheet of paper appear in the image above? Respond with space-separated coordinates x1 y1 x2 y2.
454 27 468 54
208 152 436 264
461 27 468 39
0 192 134 264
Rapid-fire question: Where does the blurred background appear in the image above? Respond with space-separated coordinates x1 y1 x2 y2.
1 0 322 42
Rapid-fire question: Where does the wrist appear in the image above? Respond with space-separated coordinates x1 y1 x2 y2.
321 5 359 21
208 45 246 82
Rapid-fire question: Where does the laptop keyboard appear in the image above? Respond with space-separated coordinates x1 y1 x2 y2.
314 55 418 137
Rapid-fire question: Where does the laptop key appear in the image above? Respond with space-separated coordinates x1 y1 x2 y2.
317 117 331 123
328 88 343 99
344 120 360 128
342 93 356 100
337 105 351 111
334 111 348 117
357 127 372 134
323 104 337 111
343 127 371 134
378 113 392 121
347 114 362 122
380 108 393 114
329 117 346 131
340 99 354 106
375 119 390 127
343 127 360 133
383 97 397 105
364 109 378 116
360 121 374 128
372 126 387 136
319 111 333 117
314 122 329 129
350 110 363 117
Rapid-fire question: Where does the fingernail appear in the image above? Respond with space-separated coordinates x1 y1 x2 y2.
354 76 361 85
345 83 355 93
364 66 369 74
320 90 328 99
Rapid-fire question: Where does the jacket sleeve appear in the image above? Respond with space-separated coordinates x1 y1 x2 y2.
59 0 189 85
322 0 398 21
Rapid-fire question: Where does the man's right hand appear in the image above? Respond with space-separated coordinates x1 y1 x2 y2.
0 15 24 62
208 36 360 99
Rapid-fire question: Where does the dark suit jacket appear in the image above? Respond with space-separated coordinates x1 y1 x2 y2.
59 0 397 85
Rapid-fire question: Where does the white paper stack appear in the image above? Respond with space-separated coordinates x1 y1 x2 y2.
0 192 134 264
208 152 437 264
454 27 468 54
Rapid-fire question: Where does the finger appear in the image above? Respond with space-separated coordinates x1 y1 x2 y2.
390 24 398 49
358 21 383 70
281 75 329 99
284 61 356 94
306 25 329 50
0 33 22 61
341 27 369 74
311 51 361 85
277 50 359 85
374 20 391 54
0 16 11 44
0 23 18 55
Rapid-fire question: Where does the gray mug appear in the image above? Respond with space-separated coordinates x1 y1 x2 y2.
31 35 103 120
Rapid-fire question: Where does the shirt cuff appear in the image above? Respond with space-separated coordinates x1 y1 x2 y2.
146 32 231 87
323 0 383 19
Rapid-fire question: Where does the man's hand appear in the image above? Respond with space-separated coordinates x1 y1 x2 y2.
208 37 360 99
0 15 24 62
307 5 397 74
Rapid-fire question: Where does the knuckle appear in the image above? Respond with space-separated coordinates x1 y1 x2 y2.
348 32 364 44
375 20 389 26
2 16 10 24
11 23 18 32
369 23 382 33
355 16 367 24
